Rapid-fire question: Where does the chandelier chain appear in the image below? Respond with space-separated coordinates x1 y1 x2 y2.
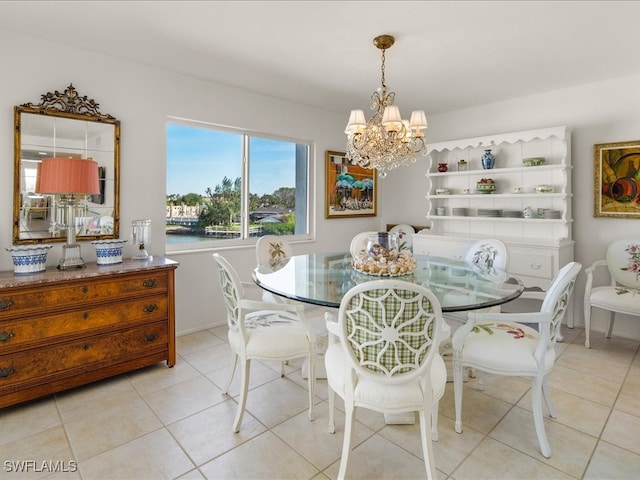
380 48 386 88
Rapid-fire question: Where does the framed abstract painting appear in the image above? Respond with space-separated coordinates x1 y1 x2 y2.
594 140 640 218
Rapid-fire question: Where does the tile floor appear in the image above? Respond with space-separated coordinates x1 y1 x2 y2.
1 320 639 480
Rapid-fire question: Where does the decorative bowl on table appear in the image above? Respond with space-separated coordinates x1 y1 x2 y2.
476 179 496 194
91 239 127 265
6 244 52 274
534 184 554 193
351 232 416 276
522 157 546 167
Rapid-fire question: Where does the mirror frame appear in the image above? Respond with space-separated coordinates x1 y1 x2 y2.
13 84 120 245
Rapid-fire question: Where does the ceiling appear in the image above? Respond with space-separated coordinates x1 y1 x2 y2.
1 1 640 119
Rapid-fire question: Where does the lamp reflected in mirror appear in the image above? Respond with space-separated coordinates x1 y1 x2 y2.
36 157 100 269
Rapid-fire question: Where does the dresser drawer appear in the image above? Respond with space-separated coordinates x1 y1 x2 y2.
0 296 168 352
0 273 169 320
508 250 554 279
0 322 168 390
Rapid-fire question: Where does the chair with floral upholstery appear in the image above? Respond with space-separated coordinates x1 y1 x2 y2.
213 253 316 432
583 239 640 348
452 261 582 458
255 235 294 304
324 279 445 479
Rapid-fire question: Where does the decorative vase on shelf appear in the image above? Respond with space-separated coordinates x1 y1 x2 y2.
481 149 495 170
437 162 448 172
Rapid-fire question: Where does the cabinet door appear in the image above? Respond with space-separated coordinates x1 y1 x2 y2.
413 235 472 260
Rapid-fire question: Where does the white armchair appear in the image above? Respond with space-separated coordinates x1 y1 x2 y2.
584 238 640 348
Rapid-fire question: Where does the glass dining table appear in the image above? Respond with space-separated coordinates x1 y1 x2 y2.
252 251 524 312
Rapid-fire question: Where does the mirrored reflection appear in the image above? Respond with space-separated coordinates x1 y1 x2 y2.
13 85 120 244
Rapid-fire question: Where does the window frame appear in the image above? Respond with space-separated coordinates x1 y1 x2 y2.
165 116 315 252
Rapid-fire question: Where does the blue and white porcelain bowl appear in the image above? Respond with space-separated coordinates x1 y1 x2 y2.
91 239 127 265
6 245 52 274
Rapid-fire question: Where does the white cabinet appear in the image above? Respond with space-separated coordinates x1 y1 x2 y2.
418 126 576 326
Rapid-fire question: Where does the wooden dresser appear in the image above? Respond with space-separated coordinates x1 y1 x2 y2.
0 257 178 408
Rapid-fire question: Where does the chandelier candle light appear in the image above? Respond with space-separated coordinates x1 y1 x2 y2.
35 157 100 270
345 35 428 177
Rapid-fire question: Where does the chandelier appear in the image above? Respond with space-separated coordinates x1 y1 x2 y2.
345 35 428 178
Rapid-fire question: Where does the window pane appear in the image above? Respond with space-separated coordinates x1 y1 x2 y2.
166 124 242 244
166 121 309 248
249 137 300 237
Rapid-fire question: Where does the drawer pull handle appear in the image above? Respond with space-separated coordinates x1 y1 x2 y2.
0 366 15 379
529 263 542 270
144 333 158 343
0 331 15 342
143 304 158 313
0 299 13 311
82 312 89 320
82 343 90 351
81 286 89 294
143 279 158 288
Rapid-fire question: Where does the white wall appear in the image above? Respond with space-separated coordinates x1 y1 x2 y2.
382 75 640 341
3 29 640 341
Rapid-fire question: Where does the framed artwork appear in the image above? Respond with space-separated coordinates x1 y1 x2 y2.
325 150 377 218
594 140 640 218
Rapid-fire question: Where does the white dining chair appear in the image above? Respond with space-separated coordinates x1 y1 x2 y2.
584 238 640 348
389 224 415 252
349 231 377 258
255 235 294 304
452 261 582 458
212 253 316 432
324 279 445 480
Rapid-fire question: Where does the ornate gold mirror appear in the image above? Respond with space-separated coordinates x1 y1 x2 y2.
13 84 120 244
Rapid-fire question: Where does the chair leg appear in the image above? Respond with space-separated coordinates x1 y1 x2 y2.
327 385 336 434
542 375 557 419
431 401 439 441
232 358 250 433
337 403 355 480
584 304 592 348
307 351 316 421
606 311 615 338
453 350 464 434
222 352 238 395
531 376 551 458
418 410 437 480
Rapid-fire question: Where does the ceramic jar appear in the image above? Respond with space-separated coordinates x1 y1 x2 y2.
437 162 448 172
481 149 496 169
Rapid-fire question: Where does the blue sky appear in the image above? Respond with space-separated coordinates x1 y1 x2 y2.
166 123 297 197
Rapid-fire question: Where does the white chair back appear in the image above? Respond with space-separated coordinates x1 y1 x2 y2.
349 231 376 258
464 238 508 274
605 239 640 289
389 224 415 251
256 235 293 268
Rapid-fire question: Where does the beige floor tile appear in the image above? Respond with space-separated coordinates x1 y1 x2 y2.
168 399 266 466
143 375 225 425
463 372 531 404
176 330 225 356
204 358 282 395
127 358 201 395
78 429 194 479
199 431 319 480
548 364 621 406
241 376 316 428
438 384 512 434
518 386 610 437
616 369 640 417
175 469 206 480
181 342 233 374
1 426 74 480
583 440 640 480
324 434 432 480
452 436 574 480
0 397 60 446
54 376 135 422
601 409 640 455
64 395 162 461
272 402 375 471
556 341 636 382
490 405 597 478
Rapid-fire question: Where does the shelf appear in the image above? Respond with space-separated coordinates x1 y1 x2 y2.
427 164 570 177
426 193 570 199
427 216 572 223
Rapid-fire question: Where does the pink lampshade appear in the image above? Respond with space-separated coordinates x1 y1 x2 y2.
36 157 100 195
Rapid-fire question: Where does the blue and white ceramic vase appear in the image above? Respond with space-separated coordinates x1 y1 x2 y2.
481 149 496 169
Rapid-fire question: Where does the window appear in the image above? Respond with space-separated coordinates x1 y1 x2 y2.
166 120 310 248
